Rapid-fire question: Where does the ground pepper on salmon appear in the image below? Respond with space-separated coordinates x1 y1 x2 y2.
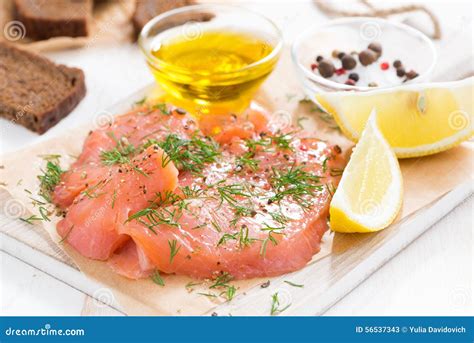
50 103 346 280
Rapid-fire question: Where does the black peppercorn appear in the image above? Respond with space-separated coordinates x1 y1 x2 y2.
337 51 346 59
393 60 402 68
318 60 335 78
368 42 382 57
406 70 419 80
359 49 377 66
396 67 405 77
348 72 359 82
316 55 324 62
341 55 356 70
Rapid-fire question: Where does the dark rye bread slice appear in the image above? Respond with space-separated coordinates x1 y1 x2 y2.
132 0 214 38
0 42 86 134
13 0 92 40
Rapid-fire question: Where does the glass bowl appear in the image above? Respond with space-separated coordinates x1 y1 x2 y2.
291 17 437 97
139 4 283 115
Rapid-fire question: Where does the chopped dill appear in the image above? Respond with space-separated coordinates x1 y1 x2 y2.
209 272 237 302
185 281 201 291
168 239 181 264
157 133 220 173
58 225 74 243
235 152 260 172
270 292 291 315
259 232 279 258
322 156 329 173
38 206 51 222
20 214 43 225
37 159 64 203
270 164 322 207
270 131 295 151
153 103 170 115
111 190 117 209
217 232 237 246
126 206 181 232
198 292 217 298
134 96 147 106
150 270 165 286
284 280 304 288
217 226 258 248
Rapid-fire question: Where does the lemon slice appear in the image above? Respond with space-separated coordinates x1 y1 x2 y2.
316 77 473 158
330 111 403 233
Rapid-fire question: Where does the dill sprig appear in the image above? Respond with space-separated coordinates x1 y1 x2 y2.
215 182 255 226
100 133 136 166
284 280 304 288
270 164 322 207
270 292 291 315
217 226 258 248
152 103 170 115
126 206 181 233
37 158 64 203
270 131 295 151
126 191 192 233
100 134 149 177
168 239 181 264
150 270 165 286
156 133 220 173
235 152 260 172
260 232 279 258
209 272 237 302
20 214 43 225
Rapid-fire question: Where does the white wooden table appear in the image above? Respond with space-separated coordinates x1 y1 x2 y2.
0 0 472 316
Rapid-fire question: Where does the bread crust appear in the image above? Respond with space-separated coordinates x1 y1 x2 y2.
13 0 92 40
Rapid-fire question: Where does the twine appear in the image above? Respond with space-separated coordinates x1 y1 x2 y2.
314 0 441 39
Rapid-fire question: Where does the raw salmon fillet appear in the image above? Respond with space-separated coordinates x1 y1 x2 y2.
53 104 345 280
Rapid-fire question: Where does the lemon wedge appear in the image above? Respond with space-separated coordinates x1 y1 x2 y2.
316 77 473 158
330 110 403 233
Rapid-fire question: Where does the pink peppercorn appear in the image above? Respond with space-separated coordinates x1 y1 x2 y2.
345 79 356 86
380 62 389 70
311 63 318 71
335 68 346 76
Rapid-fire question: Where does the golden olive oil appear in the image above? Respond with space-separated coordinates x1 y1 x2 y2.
148 30 279 115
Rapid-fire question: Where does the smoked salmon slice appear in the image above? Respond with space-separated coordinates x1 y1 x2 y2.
52 103 346 280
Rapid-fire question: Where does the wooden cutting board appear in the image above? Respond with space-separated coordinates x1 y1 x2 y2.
0 48 472 316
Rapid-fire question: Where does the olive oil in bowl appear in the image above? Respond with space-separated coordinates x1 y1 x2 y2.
139 5 282 115
148 30 279 115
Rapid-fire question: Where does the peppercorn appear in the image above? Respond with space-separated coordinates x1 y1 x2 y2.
337 51 346 59
359 49 377 66
316 55 324 62
331 50 340 58
311 63 318 71
393 60 402 68
335 68 346 76
348 72 359 82
318 60 335 78
368 42 382 57
396 67 406 77
406 70 419 80
345 79 356 86
380 62 389 70
341 54 357 70
368 82 378 87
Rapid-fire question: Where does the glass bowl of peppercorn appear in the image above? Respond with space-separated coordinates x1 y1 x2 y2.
291 17 437 95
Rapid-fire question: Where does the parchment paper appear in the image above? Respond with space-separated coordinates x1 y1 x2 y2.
0 50 473 316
